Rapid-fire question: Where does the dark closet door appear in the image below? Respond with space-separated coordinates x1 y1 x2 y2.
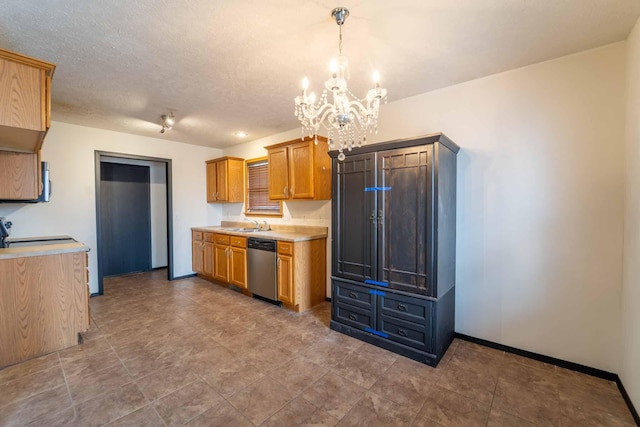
378 146 434 296
100 162 151 277
332 153 377 282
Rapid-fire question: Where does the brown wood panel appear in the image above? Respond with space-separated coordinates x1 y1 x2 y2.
293 238 327 312
313 137 332 200
203 232 214 242
216 159 229 201
0 58 42 131
203 241 214 277
0 251 89 368
192 231 203 241
206 161 217 202
267 146 289 200
277 254 294 304
230 236 246 248
214 234 230 245
277 241 293 256
289 140 314 199
229 247 247 289
227 158 245 203
0 151 39 200
192 239 203 273
213 243 229 282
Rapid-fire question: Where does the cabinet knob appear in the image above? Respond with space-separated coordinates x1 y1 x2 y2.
348 313 358 321
348 292 358 299
398 328 408 337
397 303 407 312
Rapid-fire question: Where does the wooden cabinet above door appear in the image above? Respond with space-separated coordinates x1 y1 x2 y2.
265 137 331 201
0 48 56 153
206 157 244 202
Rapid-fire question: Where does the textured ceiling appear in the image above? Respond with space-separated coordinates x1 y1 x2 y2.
1 1 639 148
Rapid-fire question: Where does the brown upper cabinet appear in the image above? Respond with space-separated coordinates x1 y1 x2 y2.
265 137 331 201
206 156 244 202
0 48 56 153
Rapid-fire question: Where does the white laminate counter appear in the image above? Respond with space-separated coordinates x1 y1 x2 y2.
191 224 327 242
0 235 90 260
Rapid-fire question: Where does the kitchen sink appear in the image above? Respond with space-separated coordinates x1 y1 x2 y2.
221 227 264 233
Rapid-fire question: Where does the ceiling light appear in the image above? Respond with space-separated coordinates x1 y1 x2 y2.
234 131 248 138
160 112 175 134
294 7 387 161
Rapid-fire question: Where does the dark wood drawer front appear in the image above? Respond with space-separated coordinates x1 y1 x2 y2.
333 280 374 310
379 315 431 353
379 292 431 324
335 302 375 331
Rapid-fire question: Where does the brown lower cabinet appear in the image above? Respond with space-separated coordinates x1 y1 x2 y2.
0 250 90 367
192 229 326 312
277 239 326 312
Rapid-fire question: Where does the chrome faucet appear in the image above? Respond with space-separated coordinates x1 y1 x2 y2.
245 218 260 229
262 220 272 231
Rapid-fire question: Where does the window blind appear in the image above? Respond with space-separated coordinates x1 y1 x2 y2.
247 160 280 213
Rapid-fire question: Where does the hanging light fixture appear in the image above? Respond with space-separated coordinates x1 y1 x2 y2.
160 112 175 134
294 7 387 161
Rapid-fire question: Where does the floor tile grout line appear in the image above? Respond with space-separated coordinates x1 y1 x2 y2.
56 351 77 420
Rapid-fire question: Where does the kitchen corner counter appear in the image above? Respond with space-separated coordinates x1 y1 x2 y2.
0 236 90 260
191 223 327 242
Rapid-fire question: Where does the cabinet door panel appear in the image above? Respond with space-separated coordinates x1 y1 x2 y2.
378 147 433 295
277 254 294 304
229 247 247 289
203 242 213 277
0 151 39 200
334 302 375 331
213 244 229 282
206 162 217 202
289 140 314 198
192 240 203 273
332 153 377 282
216 159 229 201
0 59 43 130
268 146 289 200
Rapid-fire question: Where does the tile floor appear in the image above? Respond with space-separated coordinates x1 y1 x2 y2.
0 269 636 426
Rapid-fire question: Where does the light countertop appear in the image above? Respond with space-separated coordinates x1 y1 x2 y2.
0 235 90 260
191 223 327 242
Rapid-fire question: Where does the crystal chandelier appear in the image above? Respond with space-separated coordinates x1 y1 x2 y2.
294 7 387 161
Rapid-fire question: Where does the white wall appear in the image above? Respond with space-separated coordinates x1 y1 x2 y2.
621 17 640 411
0 121 223 293
224 43 627 372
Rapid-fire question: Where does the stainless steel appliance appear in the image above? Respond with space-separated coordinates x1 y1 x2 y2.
247 237 278 303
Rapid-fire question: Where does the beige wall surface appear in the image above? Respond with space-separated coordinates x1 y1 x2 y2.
0 121 223 293
224 43 627 372
622 17 640 412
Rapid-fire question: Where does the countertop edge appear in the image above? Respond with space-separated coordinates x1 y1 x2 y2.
191 226 327 242
0 243 90 260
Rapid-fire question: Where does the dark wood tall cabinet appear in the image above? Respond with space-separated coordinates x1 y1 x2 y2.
330 133 459 366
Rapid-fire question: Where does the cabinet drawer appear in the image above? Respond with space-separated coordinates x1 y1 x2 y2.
335 302 375 331
379 292 432 324
277 241 293 255
333 279 374 311
379 314 432 353
214 234 229 244
192 231 203 241
204 232 215 242
230 236 246 248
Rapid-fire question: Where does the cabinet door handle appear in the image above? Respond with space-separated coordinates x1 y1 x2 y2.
378 209 383 224
291 187 295 197
283 186 287 197
348 292 358 299
370 210 376 222
215 191 219 200
348 313 358 321
397 303 408 312
277 257 281 267
398 328 408 337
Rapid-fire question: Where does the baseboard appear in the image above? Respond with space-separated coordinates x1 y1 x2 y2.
170 273 197 281
455 333 639 425
152 266 168 271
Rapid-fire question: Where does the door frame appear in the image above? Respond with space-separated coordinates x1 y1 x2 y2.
94 151 174 295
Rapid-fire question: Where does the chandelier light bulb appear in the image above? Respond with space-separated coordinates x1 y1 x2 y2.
302 77 309 91
373 70 380 84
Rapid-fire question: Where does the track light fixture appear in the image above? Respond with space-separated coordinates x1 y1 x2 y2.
160 112 175 134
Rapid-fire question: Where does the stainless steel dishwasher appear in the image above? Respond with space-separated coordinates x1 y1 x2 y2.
247 238 278 303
